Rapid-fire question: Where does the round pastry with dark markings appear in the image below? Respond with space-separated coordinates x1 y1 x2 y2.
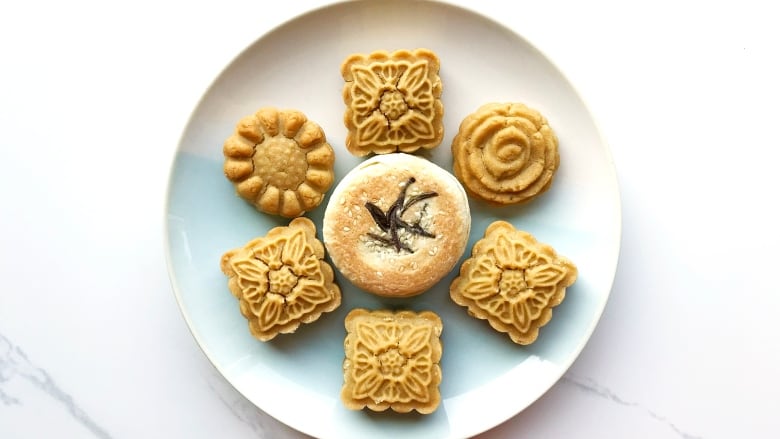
322 153 470 298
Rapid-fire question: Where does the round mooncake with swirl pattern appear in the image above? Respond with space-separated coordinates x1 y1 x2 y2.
223 107 335 218
451 102 559 205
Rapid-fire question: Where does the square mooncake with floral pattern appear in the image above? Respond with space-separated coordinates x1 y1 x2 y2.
340 48 444 156
220 217 341 341
450 220 577 345
341 309 443 414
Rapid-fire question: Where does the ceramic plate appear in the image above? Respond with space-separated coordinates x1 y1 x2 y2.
165 1 620 438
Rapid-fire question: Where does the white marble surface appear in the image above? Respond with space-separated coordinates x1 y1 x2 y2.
1 0 778 438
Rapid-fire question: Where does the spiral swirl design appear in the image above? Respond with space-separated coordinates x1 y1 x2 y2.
452 103 559 205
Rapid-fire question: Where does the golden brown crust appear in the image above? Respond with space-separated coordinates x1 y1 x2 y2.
322 154 470 297
452 102 559 205
449 221 577 345
341 309 443 414
341 48 444 156
220 217 341 341
223 108 335 217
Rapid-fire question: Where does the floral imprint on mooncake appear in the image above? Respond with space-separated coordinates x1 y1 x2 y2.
450 221 577 345
220 217 341 341
223 107 335 218
452 102 559 205
341 309 442 414
341 48 444 156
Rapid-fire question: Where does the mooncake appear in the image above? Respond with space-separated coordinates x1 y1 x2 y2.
341 309 443 414
449 220 577 345
452 102 559 205
219 217 341 341
322 153 470 297
340 48 444 156
223 107 335 217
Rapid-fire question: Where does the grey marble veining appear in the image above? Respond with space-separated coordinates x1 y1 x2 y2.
0 330 704 439
0 333 112 439
204 366 310 439
207 375 274 437
196 348 703 439
562 373 703 439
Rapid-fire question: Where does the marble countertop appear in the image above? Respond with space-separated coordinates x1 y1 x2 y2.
1 0 778 437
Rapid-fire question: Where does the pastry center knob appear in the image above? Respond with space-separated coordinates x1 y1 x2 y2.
379 90 408 120
268 266 297 296
498 269 529 302
378 348 408 377
254 137 307 189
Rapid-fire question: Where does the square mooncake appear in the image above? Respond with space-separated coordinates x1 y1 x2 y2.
341 309 443 414
220 217 341 341
450 220 577 345
340 48 444 156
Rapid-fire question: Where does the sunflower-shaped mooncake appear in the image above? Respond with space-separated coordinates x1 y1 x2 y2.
223 107 335 217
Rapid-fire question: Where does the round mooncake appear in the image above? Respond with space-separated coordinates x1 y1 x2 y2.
222 107 335 218
452 102 559 205
322 153 470 297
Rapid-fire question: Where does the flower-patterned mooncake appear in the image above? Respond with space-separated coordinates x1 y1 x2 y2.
340 48 444 156
450 221 577 345
452 102 559 205
223 107 335 218
220 217 341 341
341 309 443 414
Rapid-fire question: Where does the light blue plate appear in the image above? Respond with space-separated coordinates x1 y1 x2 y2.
165 1 621 438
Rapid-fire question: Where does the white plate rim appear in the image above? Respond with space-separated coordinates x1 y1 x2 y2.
163 1 622 437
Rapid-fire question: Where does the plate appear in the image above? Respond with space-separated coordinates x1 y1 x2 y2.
165 1 621 438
